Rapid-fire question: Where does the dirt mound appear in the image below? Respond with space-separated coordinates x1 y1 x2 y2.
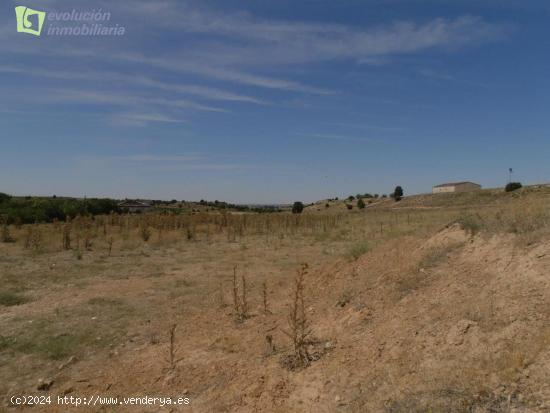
417 223 470 252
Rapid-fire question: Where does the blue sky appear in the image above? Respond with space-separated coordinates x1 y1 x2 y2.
1 0 549 203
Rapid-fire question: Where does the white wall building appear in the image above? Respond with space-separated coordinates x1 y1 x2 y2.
432 181 481 194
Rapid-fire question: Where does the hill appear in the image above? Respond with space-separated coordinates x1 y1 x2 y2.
304 184 550 214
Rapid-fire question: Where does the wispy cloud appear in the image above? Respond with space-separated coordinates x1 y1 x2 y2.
112 154 202 162
0 1 510 99
152 163 246 172
11 87 228 113
113 113 187 125
416 68 514 89
124 2 507 55
105 12 508 94
130 75 268 104
327 122 407 132
0 65 264 105
115 54 335 95
296 133 376 142
119 2 508 64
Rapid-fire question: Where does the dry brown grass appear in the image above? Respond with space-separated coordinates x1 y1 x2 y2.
1 189 549 411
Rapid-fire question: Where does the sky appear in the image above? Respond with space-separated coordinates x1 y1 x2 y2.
1 0 549 203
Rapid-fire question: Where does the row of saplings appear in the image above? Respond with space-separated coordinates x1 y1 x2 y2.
165 264 317 373
230 263 316 370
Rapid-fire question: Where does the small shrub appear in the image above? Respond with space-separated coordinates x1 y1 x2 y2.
28 228 42 251
505 182 522 192
140 226 152 242
41 334 89 360
395 272 427 297
419 243 463 270
62 224 71 250
169 324 177 370
456 214 483 235
292 201 304 214
232 266 249 322
348 240 371 260
282 263 312 369
336 290 352 307
0 292 29 307
107 236 114 255
357 198 366 209
1 222 14 243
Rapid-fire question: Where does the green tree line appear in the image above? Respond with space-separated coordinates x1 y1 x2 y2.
0 193 119 224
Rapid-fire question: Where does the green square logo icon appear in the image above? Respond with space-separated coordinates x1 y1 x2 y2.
15 6 45 36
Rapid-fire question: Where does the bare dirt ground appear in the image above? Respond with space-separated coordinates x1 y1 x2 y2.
1 188 550 412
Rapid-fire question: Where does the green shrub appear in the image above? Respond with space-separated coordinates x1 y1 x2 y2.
0 193 11 203
393 186 404 201
505 182 522 192
348 240 371 260
0 292 29 307
456 214 484 234
357 198 366 209
292 201 304 214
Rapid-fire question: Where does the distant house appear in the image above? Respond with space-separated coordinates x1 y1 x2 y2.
432 182 481 194
118 200 153 213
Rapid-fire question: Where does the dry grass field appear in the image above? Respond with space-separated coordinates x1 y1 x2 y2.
1 186 550 412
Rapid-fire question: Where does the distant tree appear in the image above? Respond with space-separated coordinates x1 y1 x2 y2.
357 198 366 209
292 201 304 214
0 193 11 203
505 182 522 192
374 194 379 198
348 195 355 201
393 186 404 201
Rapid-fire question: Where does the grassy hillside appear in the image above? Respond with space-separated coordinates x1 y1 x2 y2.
305 184 550 214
